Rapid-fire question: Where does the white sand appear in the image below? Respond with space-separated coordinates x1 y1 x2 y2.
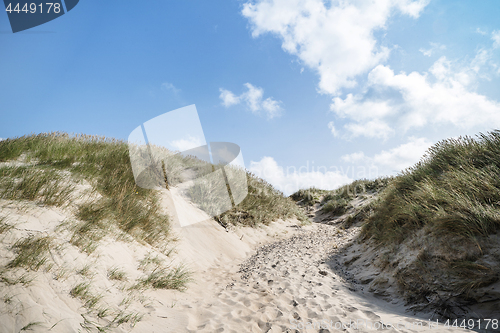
0 187 470 333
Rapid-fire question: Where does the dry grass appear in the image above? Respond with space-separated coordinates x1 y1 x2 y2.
7 235 52 271
355 130 500 313
362 132 500 245
0 133 172 249
217 172 309 227
0 166 74 207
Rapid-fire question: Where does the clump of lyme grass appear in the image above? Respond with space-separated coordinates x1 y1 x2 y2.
357 130 500 313
107 267 127 282
0 166 74 207
216 172 309 227
134 253 191 291
0 133 172 249
69 282 102 309
134 266 191 291
362 131 500 245
7 235 52 271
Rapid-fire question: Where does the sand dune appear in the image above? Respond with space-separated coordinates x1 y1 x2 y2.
0 187 470 332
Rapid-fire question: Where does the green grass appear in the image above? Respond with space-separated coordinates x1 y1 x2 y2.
0 166 74 206
20 321 43 331
291 178 391 220
7 235 52 271
362 131 500 245
290 187 330 206
217 172 309 227
134 266 191 290
0 270 33 286
70 282 102 309
0 133 171 248
107 267 127 281
357 130 500 307
135 253 190 291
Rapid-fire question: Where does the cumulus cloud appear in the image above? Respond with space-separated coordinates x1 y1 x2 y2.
368 58 500 130
161 82 180 94
169 136 204 151
219 89 240 107
249 156 352 196
219 83 283 119
492 30 500 49
343 119 395 140
327 121 338 137
419 42 446 57
331 50 500 139
342 137 433 174
242 0 428 95
330 94 396 139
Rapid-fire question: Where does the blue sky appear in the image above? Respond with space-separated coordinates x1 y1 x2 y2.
1 0 500 195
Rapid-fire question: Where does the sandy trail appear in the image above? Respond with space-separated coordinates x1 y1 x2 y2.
160 221 468 333
0 188 470 333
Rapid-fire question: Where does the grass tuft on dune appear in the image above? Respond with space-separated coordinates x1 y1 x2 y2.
357 130 500 311
217 173 309 227
0 132 171 248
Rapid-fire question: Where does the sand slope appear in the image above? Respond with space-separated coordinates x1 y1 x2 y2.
0 187 471 333
160 222 469 333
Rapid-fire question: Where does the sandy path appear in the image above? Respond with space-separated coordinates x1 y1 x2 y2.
163 222 468 333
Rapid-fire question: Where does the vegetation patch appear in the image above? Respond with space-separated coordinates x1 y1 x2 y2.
134 266 191 290
107 267 127 282
217 173 309 227
0 166 74 207
135 253 191 291
357 131 500 316
70 282 102 309
7 235 52 271
0 133 172 249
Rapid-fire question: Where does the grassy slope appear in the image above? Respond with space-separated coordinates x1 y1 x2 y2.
291 131 500 316
0 132 171 247
291 178 391 228
0 133 188 330
218 173 308 227
358 132 500 312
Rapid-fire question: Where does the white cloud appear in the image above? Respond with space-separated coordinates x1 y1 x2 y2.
219 88 240 107
367 58 500 131
476 28 487 36
330 93 396 139
242 0 428 95
343 119 395 140
341 151 366 163
330 50 500 139
0 138 4 141
161 82 180 94
492 30 500 49
169 136 204 151
219 83 283 119
342 137 433 174
419 42 446 57
327 121 338 137
249 156 352 196
244 83 265 112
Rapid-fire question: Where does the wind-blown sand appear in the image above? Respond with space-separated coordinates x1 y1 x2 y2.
0 187 470 332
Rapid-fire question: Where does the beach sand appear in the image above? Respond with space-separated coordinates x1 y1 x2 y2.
0 188 470 333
